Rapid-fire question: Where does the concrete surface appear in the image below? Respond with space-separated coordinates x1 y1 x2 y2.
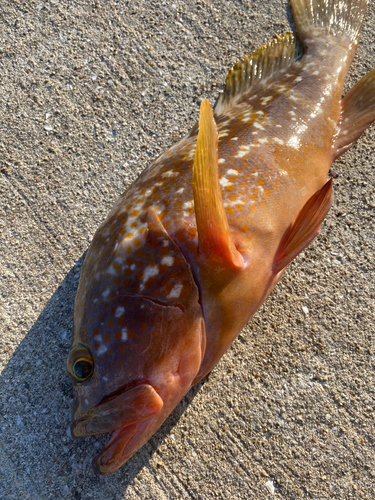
0 0 374 498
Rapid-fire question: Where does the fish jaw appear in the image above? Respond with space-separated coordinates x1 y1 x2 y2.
93 420 153 475
71 383 163 438
71 383 164 475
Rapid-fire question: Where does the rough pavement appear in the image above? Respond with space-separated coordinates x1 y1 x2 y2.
0 0 374 498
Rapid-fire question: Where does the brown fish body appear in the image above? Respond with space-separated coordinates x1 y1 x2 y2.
67 0 375 475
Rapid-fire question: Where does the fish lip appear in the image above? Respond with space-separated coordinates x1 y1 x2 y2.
71 382 164 440
92 420 151 475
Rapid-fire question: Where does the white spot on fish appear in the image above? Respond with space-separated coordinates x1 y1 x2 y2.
253 122 265 130
312 70 319 76
162 170 177 178
258 138 268 144
167 284 183 299
161 256 174 266
231 137 238 141
94 334 102 342
260 96 273 105
176 187 184 194
183 200 194 209
97 345 107 356
227 169 239 176
295 76 302 82
276 84 288 92
218 130 229 138
220 177 232 187
288 135 300 149
107 265 117 276
115 306 125 318
218 158 226 164
142 265 159 282
273 137 284 145
121 329 128 341
235 150 248 158
102 288 110 299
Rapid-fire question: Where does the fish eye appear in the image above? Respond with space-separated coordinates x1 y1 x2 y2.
67 344 94 383
73 358 93 381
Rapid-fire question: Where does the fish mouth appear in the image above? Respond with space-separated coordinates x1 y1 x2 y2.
71 383 164 475
93 420 152 475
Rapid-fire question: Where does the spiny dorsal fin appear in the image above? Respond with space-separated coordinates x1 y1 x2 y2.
193 99 244 270
333 68 375 160
273 179 333 274
214 32 303 116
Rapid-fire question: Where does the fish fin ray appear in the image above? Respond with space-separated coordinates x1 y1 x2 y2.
290 0 368 44
333 68 375 160
273 179 333 274
193 99 244 269
214 32 303 116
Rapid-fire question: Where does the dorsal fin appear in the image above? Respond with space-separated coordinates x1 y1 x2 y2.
193 99 244 270
214 32 303 116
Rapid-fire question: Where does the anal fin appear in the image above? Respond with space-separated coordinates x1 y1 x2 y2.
193 99 244 270
273 179 333 274
333 68 375 160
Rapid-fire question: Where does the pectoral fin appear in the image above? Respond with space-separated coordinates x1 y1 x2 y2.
273 179 333 274
333 68 375 160
193 99 244 270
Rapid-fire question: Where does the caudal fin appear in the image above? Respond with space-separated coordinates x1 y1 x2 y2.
333 68 375 160
290 0 368 44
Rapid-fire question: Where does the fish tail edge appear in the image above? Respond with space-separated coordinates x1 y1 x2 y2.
290 0 369 44
333 68 375 160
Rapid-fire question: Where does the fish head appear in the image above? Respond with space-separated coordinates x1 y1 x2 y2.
67 207 205 474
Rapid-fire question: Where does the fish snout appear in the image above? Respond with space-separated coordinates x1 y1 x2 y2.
71 383 163 439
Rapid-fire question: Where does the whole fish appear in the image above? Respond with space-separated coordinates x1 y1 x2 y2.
67 0 375 475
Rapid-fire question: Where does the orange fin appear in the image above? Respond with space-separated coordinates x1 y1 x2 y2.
193 99 244 269
333 68 375 160
273 179 333 274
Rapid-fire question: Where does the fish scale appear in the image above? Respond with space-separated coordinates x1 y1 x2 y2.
67 0 375 475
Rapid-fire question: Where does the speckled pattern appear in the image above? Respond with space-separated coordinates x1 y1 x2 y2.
67 0 375 477
1 0 374 497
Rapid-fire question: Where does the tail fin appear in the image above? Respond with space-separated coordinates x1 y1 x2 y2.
333 68 375 160
290 0 368 44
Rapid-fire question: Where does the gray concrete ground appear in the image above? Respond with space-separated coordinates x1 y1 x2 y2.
0 0 374 498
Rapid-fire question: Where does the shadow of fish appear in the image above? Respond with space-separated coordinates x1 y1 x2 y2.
66 0 375 475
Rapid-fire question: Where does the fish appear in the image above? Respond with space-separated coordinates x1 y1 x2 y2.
67 0 375 475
